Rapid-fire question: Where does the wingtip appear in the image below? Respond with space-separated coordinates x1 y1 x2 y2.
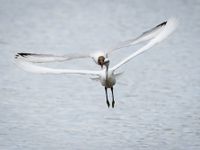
15 54 19 59
156 21 167 28
15 52 34 60
156 17 178 29
17 52 34 57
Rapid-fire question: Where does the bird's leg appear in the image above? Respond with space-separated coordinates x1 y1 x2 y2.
105 87 110 108
111 87 115 108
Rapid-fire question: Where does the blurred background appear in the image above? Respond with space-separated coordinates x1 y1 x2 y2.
0 0 199 149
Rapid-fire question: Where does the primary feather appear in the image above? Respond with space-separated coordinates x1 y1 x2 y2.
15 52 90 63
15 56 101 76
111 17 178 71
108 20 168 52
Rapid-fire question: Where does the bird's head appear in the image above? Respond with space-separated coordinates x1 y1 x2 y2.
97 56 105 69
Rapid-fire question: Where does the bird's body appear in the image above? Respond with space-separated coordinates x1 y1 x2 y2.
100 69 116 88
15 18 178 108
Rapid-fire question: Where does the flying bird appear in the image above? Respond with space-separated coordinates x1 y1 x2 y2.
15 18 178 108
16 18 169 69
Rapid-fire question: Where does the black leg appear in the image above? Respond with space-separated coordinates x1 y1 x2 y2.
111 87 115 108
105 87 110 108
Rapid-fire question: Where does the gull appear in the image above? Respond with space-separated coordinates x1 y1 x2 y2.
15 18 177 108
15 19 169 69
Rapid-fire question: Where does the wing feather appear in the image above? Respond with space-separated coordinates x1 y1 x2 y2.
15 52 90 63
15 56 101 76
111 17 178 71
108 20 168 53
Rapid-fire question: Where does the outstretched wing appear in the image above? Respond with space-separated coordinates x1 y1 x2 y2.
111 17 178 71
15 20 168 64
108 20 168 53
15 56 101 76
15 52 90 63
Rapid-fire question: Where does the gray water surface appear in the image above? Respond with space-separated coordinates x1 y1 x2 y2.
0 0 200 149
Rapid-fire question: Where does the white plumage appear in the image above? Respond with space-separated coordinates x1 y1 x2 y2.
15 17 178 108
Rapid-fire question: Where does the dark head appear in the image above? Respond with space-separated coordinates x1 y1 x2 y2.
98 56 105 68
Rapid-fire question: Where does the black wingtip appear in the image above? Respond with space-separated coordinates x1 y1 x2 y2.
15 52 35 59
17 53 33 57
15 54 19 59
156 21 167 28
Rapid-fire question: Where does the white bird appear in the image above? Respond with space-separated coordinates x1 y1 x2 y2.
15 19 169 68
15 18 178 108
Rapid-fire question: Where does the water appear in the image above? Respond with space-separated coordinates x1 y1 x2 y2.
0 0 200 149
